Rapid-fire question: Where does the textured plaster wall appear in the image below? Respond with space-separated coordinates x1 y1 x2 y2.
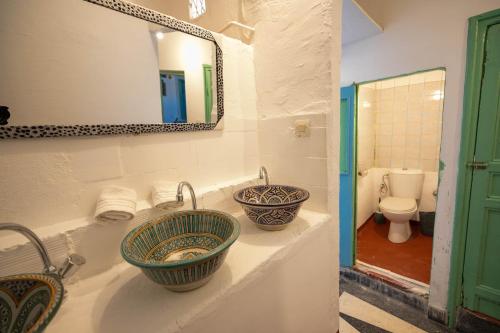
341 0 500 315
0 35 258 230
249 0 339 214
249 0 342 331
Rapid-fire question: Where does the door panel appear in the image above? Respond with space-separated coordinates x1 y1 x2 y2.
463 23 500 320
339 85 356 267
203 65 213 123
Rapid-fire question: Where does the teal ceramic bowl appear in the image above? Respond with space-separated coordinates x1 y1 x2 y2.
121 209 240 292
0 273 64 333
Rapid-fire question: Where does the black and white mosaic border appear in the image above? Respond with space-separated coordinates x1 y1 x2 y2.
0 123 217 139
0 0 223 139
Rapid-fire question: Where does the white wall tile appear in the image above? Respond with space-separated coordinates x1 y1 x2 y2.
366 73 444 172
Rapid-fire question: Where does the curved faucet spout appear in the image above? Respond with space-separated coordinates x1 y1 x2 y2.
0 223 57 275
177 181 197 210
259 166 269 185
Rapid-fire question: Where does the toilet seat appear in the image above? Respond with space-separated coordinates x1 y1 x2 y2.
380 197 417 213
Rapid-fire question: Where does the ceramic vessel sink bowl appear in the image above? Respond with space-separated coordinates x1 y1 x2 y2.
234 185 310 230
121 209 240 292
0 273 64 333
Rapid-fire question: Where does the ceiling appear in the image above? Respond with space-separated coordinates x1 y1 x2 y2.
342 0 383 46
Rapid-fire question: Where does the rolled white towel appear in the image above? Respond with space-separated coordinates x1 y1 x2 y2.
152 181 178 208
95 186 137 222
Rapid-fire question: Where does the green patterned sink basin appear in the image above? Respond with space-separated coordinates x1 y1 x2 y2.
0 273 64 333
121 210 240 292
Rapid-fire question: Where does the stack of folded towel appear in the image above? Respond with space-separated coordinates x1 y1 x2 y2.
151 181 178 209
95 186 137 222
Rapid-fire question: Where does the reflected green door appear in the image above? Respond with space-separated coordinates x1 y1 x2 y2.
203 64 213 123
463 23 500 320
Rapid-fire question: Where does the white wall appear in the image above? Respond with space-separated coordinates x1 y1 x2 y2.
356 168 376 228
157 31 215 123
357 85 376 171
372 71 445 172
0 35 258 230
0 0 162 125
248 0 341 331
356 86 377 228
250 0 338 213
342 0 500 314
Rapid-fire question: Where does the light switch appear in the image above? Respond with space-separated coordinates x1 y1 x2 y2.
294 119 310 137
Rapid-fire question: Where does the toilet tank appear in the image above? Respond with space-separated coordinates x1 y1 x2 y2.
388 169 424 199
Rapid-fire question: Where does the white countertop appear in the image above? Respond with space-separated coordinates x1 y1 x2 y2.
47 209 331 333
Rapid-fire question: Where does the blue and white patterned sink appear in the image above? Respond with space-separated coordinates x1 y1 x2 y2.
234 185 310 231
0 273 63 333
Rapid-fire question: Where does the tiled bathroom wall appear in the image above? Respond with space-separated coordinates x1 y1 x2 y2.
356 70 445 228
356 85 377 228
357 85 377 172
374 70 445 172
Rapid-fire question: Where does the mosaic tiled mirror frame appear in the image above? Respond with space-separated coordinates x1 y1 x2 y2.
0 0 223 139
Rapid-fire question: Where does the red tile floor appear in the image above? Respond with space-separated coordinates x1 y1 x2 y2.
356 216 433 284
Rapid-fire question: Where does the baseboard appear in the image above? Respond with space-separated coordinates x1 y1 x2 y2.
340 267 428 311
357 213 374 232
456 308 500 333
427 305 448 325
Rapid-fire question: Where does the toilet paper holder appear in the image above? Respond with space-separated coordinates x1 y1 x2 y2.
357 170 368 177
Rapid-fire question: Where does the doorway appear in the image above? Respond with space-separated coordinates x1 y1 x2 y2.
203 64 213 123
159 70 187 123
340 68 446 290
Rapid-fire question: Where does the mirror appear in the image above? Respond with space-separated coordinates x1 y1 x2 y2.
0 0 223 139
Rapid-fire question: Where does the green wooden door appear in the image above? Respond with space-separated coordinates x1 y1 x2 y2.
203 64 213 123
463 23 500 320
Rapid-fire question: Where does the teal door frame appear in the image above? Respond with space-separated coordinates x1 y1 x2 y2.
339 85 357 267
447 8 500 328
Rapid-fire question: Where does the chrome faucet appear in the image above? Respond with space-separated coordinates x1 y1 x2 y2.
259 166 269 185
0 223 85 279
176 181 197 210
58 254 86 279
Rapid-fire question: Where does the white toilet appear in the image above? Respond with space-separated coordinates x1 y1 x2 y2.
379 169 424 243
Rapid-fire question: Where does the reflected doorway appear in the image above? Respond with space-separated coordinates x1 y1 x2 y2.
160 70 187 123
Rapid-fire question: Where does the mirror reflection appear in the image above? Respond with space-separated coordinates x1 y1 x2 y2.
153 24 216 123
0 0 217 126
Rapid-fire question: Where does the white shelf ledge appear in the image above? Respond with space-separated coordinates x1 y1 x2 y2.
48 209 334 333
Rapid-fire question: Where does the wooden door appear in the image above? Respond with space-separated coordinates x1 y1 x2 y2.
462 23 500 320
